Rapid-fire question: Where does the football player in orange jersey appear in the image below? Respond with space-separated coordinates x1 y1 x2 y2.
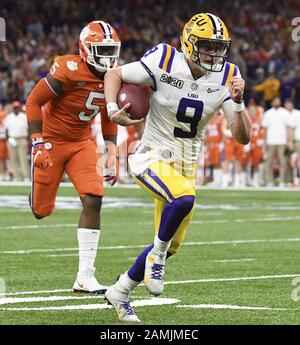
26 21 139 294
205 110 224 186
222 117 245 187
247 100 265 186
0 104 8 181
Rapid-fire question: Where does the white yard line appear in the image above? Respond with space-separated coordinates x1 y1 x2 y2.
45 254 79 257
0 295 101 305
212 259 256 263
191 216 300 224
1 273 299 298
1 215 299 232
0 297 179 311
161 274 300 286
177 304 290 311
0 224 77 231
3 237 300 255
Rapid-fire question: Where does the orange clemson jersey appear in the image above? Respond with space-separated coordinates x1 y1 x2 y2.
206 112 224 144
250 106 264 146
43 54 107 141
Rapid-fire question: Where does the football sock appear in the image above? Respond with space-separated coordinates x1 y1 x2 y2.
77 228 100 273
150 235 171 260
128 244 154 282
113 272 139 299
157 195 194 242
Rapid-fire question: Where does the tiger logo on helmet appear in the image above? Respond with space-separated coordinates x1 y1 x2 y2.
181 13 231 73
79 20 121 72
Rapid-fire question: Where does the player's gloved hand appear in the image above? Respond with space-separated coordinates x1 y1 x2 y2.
104 155 119 186
31 133 53 169
107 102 144 126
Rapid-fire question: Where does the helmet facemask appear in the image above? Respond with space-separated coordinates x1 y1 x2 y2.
82 40 121 72
189 35 230 73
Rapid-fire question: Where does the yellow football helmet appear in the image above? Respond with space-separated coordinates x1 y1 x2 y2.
181 13 231 73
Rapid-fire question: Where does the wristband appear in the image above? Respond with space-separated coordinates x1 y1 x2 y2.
106 102 119 117
31 132 44 147
233 100 245 112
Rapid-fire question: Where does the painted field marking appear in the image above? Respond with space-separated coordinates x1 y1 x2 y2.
177 304 290 311
212 259 256 263
3 237 300 255
0 297 179 311
0 295 101 305
46 254 78 257
161 274 300 286
2 273 300 298
191 216 300 224
0 224 77 231
1 214 299 232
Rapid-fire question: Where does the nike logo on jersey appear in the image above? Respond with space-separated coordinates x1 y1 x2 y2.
207 88 220 93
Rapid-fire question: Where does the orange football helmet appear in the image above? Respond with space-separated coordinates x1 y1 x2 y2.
79 20 120 72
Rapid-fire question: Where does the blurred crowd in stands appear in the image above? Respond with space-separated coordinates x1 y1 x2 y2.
0 0 299 186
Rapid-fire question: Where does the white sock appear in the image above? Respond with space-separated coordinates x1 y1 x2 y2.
253 172 259 186
150 235 171 260
213 168 222 186
77 228 100 273
114 272 139 300
222 173 230 187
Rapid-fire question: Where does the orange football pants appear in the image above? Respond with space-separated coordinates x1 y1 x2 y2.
31 138 103 217
224 139 244 162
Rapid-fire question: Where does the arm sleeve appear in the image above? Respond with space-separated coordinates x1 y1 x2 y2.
100 107 118 136
26 78 58 122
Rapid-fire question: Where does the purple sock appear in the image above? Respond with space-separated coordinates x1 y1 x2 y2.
158 195 194 241
128 244 154 282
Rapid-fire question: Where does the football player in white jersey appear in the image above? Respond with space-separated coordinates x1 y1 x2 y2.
104 13 251 322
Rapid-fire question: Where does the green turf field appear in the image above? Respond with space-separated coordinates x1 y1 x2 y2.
0 185 300 325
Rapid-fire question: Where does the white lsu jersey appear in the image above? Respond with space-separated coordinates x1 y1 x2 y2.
121 43 241 168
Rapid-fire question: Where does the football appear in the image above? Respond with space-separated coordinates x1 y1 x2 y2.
117 84 151 120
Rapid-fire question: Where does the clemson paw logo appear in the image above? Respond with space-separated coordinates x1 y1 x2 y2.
67 61 78 71
44 142 53 150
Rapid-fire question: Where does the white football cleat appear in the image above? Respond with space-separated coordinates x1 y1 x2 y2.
73 267 107 294
144 254 165 296
105 285 140 323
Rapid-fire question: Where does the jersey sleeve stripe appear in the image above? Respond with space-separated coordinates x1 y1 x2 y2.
233 65 238 77
225 64 235 86
221 62 230 86
166 47 176 73
162 45 172 72
159 44 168 69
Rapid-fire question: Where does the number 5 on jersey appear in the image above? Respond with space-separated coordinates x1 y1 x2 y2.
78 91 104 121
